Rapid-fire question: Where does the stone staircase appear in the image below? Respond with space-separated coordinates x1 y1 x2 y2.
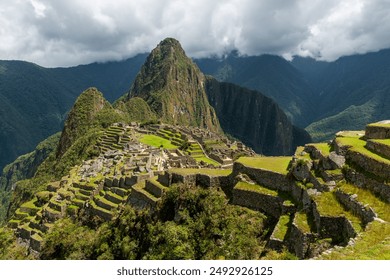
98 124 131 153
128 177 169 210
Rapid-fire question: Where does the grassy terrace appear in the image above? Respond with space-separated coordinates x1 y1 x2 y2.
311 192 363 232
139 134 178 149
336 135 390 165
294 212 311 233
236 157 291 175
192 155 220 166
294 146 311 161
338 183 390 222
169 168 232 176
319 220 390 259
366 123 390 128
309 143 331 156
272 215 290 240
235 181 278 196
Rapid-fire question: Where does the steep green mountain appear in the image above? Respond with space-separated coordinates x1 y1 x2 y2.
0 133 60 224
292 50 390 141
128 38 221 133
0 56 146 172
195 53 316 127
205 78 311 155
56 87 126 158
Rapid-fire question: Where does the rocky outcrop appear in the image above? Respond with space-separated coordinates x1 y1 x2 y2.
128 38 221 133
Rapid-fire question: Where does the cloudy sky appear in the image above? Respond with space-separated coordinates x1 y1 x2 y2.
1 0 390 67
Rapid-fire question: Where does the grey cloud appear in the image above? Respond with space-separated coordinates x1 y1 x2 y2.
0 0 390 67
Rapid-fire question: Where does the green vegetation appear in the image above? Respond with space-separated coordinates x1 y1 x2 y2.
310 143 331 156
29 185 267 260
366 122 390 128
336 135 390 166
272 215 290 240
115 97 156 123
139 135 178 149
236 157 291 174
235 181 278 196
192 155 219 166
169 168 231 176
294 212 311 233
311 192 363 232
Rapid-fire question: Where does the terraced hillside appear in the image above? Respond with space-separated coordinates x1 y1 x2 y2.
3 121 390 259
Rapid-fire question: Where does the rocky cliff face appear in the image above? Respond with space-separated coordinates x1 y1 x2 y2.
205 77 311 155
128 38 221 133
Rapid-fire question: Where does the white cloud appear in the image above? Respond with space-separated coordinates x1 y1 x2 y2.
0 0 389 66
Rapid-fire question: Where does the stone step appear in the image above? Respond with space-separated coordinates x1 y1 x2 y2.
14 209 29 220
75 192 90 201
30 233 43 252
104 191 126 204
46 182 61 192
89 201 114 221
8 219 21 229
43 206 63 222
41 223 53 233
108 186 130 197
232 181 284 217
145 179 169 198
128 183 159 210
71 198 85 208
48 200 64 213
366 139 390 160
66 205 80 217
19 198 41 216
94 196 119 211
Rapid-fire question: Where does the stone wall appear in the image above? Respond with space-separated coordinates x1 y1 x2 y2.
366 140 390 160
233 162 290 192
344 167 390 203
311 201 356 243
335 190 376 225
145 180 164 197
232 188 284 218
346 150 390 180
286 222 315 259
365 125 390 139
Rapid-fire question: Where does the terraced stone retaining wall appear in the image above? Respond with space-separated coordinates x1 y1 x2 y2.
311 202 356 243
232 188 284 218
344 167 390 203
233 162 290 191
335 190 376 224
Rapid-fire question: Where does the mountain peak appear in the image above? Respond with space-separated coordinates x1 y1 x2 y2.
128 38 221 133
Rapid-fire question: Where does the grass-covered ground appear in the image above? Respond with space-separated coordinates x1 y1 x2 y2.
336 134 390 165
311 191 363 232
235 181 278 196
309 143 331 156
236 157 291 175
272 215 290 240
139 135 178 149
293 212 311 233
192 155 219 166
169 168 232 176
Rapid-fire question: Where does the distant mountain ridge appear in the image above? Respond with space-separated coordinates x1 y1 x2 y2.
3 43 390 172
